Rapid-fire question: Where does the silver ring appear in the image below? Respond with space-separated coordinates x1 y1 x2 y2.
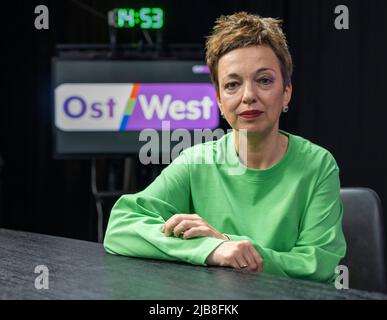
241 265 248 268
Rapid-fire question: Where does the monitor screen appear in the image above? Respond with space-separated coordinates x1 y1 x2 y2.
52 59 220 158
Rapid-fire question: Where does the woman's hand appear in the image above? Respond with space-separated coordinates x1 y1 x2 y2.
162 214 228 240
206 240 263 273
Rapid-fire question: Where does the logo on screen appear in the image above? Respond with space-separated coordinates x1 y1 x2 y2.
55 83 219 131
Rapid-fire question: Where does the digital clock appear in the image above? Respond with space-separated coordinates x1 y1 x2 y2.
108 8 164 29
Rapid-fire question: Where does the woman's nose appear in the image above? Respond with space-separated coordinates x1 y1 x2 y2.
242 82 258 105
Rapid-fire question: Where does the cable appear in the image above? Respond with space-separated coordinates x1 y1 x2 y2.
70 0 107 20
142 30 154 46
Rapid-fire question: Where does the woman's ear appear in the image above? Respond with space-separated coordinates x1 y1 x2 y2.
216 91 223 113
283 83 292 106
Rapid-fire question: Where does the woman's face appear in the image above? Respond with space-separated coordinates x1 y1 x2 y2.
216 45 292 134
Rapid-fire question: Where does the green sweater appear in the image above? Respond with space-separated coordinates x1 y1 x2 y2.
104 129 346 283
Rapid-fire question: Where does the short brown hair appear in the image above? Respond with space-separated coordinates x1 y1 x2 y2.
205 12 293 92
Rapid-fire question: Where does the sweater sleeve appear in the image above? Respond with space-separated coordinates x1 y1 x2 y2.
225 162 347 283
103 152 227 265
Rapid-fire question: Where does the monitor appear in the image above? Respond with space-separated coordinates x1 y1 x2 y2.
52 59 220 158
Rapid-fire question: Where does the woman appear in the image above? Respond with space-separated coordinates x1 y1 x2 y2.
104 12 346 283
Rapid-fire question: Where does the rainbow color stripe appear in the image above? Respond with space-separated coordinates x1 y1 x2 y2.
119 84 140 131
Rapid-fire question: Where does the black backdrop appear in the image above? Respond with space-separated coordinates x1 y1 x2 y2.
1 0 386 242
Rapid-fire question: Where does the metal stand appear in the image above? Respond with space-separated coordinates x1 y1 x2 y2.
91 157 135 243
108 26 118 58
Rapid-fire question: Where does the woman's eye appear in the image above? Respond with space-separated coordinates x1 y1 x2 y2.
258 78 273 85
224 82 239 90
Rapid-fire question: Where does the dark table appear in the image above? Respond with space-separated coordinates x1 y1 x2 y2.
1 228 386 300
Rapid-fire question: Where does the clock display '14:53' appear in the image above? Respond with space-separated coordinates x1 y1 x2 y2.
115 8 164 29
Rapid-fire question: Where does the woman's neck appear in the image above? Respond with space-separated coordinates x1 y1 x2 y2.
234 128 288 170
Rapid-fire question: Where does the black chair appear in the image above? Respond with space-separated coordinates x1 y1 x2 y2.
340 187 387 293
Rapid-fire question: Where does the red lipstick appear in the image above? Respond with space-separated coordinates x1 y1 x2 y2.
238 110 264 119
